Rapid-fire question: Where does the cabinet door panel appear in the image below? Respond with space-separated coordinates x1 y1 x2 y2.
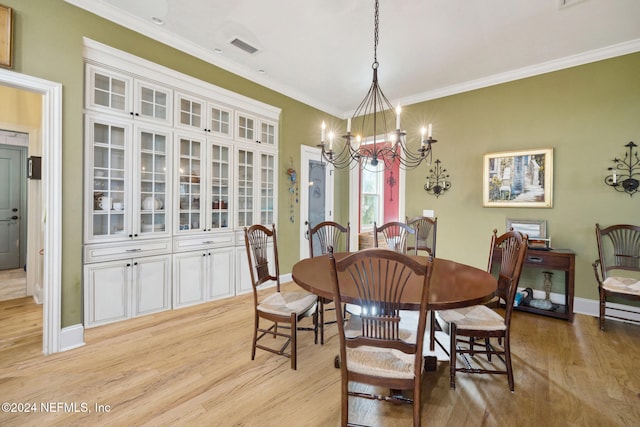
173 251 206 307
84 261 129 327
137 127 171 237
208 248 233 300
134 255 171 316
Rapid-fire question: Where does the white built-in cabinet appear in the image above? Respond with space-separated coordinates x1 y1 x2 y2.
84 254 171 327
83 41 279 328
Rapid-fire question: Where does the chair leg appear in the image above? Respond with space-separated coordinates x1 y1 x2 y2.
429 310 436 352
449 322 457 390
291 313 298 370
599 289 606 331
413 379 422 427
504 333 514 392
319 299 325 345
252 313 258 360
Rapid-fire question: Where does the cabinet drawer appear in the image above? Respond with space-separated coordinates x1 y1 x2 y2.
524 253 571 270
173 232 235 252
84 239 172 263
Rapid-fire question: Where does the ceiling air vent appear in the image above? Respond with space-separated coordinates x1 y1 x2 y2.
230 37 259 54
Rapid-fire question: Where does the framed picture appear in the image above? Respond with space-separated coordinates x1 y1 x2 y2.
0 5 12 68
483 148 553 208
506 219 546 238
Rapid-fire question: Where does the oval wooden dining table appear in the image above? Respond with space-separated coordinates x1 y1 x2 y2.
292 252 497 370
292 253 497 311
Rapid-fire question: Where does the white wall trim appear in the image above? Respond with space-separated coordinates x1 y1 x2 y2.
0 68 68 355
573 296 640 324
398 38 640 107
59 324 85 352
280 273 292 284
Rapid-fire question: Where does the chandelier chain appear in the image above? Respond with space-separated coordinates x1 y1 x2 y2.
373 0 379 67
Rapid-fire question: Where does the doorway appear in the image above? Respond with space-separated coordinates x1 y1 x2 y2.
0 68 63 354
299 145 334 260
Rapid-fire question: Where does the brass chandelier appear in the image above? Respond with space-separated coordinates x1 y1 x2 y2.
318 0 438 171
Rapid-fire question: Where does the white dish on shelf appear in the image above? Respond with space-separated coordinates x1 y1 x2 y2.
142 223 164 232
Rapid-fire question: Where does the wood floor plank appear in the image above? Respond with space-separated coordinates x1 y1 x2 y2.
1 284 640 426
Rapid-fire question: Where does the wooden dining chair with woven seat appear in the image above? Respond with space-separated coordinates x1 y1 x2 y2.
406 216 440 358
306 220 350 345
374 221 419 255
438 229 528 392
328 248 434 427
244 224 318 370
406 216 437 256
593 223 640 331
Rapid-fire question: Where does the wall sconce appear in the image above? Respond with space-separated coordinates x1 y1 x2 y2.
424 159 451 198
605 141 639 196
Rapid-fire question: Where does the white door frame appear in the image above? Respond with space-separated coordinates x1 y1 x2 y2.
0 68 63 355
299 145 334 260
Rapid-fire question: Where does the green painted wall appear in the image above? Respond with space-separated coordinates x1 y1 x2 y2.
4 0 638 326
401 53 640 300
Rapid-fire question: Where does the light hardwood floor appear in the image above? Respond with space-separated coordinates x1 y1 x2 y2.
0 268 26 301
1 283 639 427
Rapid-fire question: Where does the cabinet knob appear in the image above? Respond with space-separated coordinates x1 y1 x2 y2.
126 263 131 267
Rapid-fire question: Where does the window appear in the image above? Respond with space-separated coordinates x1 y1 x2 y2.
360 160 384 231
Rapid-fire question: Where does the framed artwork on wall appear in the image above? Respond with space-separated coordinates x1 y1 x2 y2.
0 5 12 68
483 148 553 208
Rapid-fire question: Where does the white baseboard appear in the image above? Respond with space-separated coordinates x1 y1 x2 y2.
573 296 640 323
280 273 292 284
59 324 85 352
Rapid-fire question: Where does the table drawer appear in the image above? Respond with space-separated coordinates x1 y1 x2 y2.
524 253 571 270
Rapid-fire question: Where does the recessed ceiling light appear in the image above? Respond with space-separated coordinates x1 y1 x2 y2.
151 17 164 25
214 48 223 54
257 69 265 74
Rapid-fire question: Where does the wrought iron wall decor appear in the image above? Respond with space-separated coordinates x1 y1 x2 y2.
424 159 451 198
604 141 639 196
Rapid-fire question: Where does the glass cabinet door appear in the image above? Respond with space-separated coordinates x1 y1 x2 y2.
236 149 254 228
178 136 203 232
260 153 275 225
139 129 168 235
210 142 230 229
90 120 128 239
260 121 276 145
88 67 130 114
135 80 172 125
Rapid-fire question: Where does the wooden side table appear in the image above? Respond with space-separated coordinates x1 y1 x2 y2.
493 248 575 322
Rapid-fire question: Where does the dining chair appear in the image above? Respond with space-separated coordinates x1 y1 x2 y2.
406 216 439 355
306 220 350 345
328 248 434 427
593 223 640 331
438 228 528 391
244 224 318 370
406 216 437 256
374 221 418 255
